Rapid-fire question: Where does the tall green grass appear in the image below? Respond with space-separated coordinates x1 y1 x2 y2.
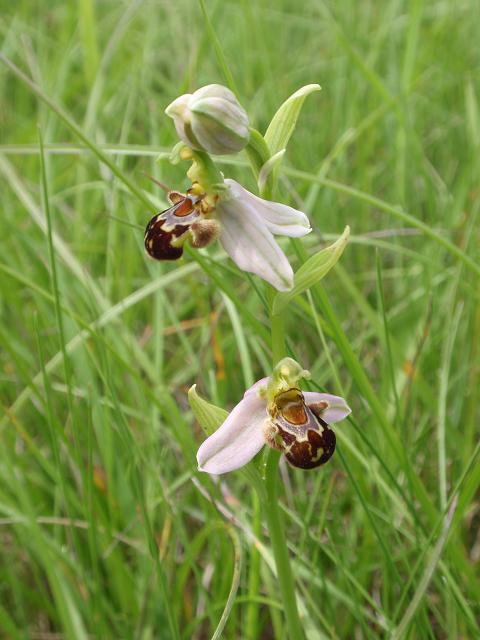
1 0 479 638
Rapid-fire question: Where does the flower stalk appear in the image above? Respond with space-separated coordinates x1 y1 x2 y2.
263 449 305 640
259 287 305 640
185 149 226 194
270 308 286 366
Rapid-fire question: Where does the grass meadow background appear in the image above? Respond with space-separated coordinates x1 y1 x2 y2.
1 0 479 638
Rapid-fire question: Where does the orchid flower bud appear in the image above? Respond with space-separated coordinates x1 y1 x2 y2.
165 84 250 155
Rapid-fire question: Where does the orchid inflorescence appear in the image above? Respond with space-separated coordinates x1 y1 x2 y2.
144 84 311 291
144 81 354 640
145 82 352 477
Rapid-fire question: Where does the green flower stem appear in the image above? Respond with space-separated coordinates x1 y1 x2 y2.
263 449 305 640
271 311 286 364
245 490 261 640
188 150 225 192
245 134 304 639
256 286 305 640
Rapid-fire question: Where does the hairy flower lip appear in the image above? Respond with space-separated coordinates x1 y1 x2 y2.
196 376 351 475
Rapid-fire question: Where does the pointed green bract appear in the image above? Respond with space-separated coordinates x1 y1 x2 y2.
264 84 321 156
258 149 285 195
273 226 350 315
245 127 272 178
188 384 228 436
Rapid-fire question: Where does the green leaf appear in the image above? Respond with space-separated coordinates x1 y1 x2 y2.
264 84 321 156
188 384 228 436
391 496 458 640
273 226 350 315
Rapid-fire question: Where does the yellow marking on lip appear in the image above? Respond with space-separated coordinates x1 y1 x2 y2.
311 448 324 462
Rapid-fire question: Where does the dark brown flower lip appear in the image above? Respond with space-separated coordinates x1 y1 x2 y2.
144 191 205 261
283 427 336 469
267 387 336 469
144 217 190 260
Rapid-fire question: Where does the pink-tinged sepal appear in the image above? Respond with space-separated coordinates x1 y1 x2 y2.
303 392 351 424
196 382 267 475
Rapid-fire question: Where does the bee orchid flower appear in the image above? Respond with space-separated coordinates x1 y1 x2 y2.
145 179 311 291
196 358 351 474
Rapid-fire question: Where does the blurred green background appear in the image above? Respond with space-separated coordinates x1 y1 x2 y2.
0 1 479 638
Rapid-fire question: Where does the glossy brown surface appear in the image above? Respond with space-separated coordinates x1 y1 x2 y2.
283 425 336 469
144 216 187 260
270 388 336 469
144 196 201 261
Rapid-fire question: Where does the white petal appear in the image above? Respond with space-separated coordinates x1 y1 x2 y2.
190 87 249 154
164 94 193 146
192 97 249 130
192 84 239 105
303 392 351 423
224 179 311 238
197 390 267 474
164 93 191 118
192 110 247 154
218 183 294 291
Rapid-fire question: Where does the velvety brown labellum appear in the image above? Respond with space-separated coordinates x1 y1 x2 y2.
144 194 202 261
270 388 336 469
